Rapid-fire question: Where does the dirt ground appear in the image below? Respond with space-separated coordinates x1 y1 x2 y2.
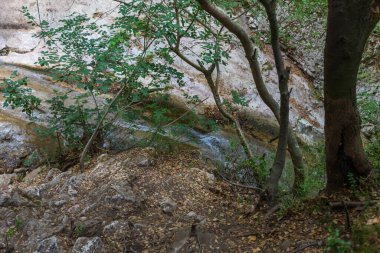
6 147 380 252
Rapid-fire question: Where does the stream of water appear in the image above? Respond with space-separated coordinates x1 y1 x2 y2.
0 62 271 170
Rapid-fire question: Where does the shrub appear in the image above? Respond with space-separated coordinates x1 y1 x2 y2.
326 227 353 253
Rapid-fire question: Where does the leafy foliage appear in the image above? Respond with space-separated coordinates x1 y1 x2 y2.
0 71 41 116
0 7 186 162
326 227 353 253
220 137 270 185
352 224 380 253
231 90 251 107
358 91 380 127
358 90 380 173
0 5 222 166
44 92 100 150
301 141 326 197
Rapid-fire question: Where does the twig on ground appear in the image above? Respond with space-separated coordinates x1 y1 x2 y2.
282 240 323 253
343 202 352 231
215 171 264 192
233 228 277 238
329 200 378 209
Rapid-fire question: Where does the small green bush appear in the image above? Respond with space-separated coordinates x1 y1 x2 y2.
326 227 353 253
0 71 41 116
352 224 380 253
301 141 326 197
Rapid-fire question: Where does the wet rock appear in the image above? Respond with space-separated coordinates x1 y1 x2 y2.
160 197 177 215
72 237 104 253
34 236 63 253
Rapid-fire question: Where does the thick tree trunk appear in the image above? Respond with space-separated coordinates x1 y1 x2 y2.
324 0 379 191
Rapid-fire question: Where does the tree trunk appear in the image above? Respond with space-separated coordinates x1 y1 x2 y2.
324 0 379 191
196 0 305 194
259 0 290 199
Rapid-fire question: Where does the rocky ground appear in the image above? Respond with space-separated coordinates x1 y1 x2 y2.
1 147 379 253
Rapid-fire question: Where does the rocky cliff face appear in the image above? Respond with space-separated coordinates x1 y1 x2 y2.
0 1 323 122
0 1 324 171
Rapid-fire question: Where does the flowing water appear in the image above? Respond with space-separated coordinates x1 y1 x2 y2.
0 62 272 170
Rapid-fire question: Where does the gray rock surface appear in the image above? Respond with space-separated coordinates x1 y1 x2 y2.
160 197 177 215
72 237 104 253
34 236 63 253
0 121 32 171
0 148 246 252
102 220 129 235
0 174 16 190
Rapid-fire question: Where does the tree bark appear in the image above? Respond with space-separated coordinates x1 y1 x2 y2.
324 0 379 191
196 0 305 195
258 0 290 198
